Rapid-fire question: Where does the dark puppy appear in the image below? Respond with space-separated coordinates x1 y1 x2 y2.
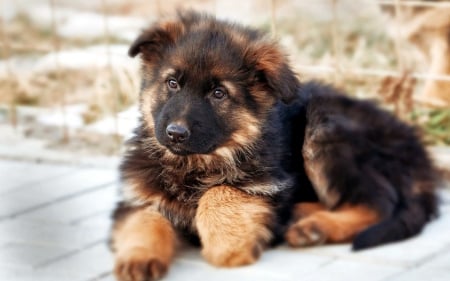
110 11 438 281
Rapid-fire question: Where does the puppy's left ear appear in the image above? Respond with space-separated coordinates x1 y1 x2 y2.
128 21 185 63
246 43 300 104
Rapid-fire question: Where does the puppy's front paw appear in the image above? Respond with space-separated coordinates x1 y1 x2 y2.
114 247 169 281
202 240 264 267
196 185 273 268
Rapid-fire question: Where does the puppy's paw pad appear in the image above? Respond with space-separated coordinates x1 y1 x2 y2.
114 248 168 281
285 221 326 247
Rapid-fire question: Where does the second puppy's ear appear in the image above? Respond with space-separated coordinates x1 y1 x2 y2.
128 21 185 63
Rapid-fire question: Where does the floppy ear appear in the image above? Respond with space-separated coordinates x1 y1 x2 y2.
128 21 185 62
246 43 300 104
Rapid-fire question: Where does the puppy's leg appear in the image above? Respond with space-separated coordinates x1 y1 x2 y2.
292 202 326 221
112 205 176 281
196 185 273 267
286 204 380 247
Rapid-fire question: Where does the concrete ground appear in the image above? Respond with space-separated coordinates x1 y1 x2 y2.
0 158 449 281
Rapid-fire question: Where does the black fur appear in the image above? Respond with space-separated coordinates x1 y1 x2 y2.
295 82 438 249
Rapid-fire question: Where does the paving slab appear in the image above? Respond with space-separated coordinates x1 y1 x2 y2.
0 266 73 281
18 183 118 224
0 242 73 269
388 266 450 281
0 160 77 194
0 220 109 249
37 243 114 281
72 210 114 229
177 246 334 280
301 259 402 281
0 167 117 218
0 158 449 281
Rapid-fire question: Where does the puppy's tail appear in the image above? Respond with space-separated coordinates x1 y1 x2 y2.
352 195 437 250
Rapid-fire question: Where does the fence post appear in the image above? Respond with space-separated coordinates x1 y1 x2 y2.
101 0 122 152
393 0 405 72
49 0 69 143
270 0 277 37
0 0 17 129
156 0 162 19
330 0 342 84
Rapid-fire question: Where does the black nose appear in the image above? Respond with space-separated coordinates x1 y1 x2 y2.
166 123 190 143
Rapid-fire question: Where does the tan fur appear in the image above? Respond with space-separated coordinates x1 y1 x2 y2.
252 43 286 77
228 111 262 147
411 179 436 197
122 177 163 208
303 140 341 209
210 109 263 174
160 21 186 40
140 86 157 132
113 207 177 281
228 28 251 46
249 87 278 111
195 185 273 267
286 204 380 247
292 202 326 221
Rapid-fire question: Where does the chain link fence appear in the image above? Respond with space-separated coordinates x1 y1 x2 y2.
1 0 449 157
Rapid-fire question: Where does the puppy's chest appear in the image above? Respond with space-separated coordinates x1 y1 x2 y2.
160 165 249 198
161 170 212 199
156 170 225 230
158 193 199 232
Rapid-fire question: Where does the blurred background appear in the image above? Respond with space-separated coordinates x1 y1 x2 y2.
1 0 450 166
1 1 450 280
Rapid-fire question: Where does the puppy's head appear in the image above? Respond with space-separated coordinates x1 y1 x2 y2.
130 11 300 156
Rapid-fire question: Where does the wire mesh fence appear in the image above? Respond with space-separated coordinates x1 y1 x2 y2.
0 0 449 154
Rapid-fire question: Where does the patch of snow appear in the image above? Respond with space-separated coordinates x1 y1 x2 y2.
33 44 137 72
36 104 87 129
27 104 139 138
4 2 148 41
0 45 140 75
58 12 147 41
0 124 120 167
85 106 139 138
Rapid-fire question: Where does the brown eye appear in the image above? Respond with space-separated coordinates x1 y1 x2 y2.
167 78 179 90
212 88 226 99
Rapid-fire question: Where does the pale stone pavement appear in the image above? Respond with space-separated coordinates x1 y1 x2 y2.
0 158 449 281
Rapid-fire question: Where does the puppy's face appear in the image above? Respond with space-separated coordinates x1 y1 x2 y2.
142 36 252 156
130 12 299 156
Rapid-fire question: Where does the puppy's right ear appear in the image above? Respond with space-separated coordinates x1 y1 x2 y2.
128 21 185 62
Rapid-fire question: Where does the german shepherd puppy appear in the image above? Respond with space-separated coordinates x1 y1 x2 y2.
110 11 438 281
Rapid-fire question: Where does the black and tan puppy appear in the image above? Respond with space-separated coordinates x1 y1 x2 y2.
110 11 438 281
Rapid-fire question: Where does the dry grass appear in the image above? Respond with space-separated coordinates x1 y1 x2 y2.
273 14 449 146
377 72 416 120
0 13 53 57
1 70 91 105
376 73 450 145
81 68 139 124
1 2 448 148
1 12 137 126
0 68 139 125
0 13 128 58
